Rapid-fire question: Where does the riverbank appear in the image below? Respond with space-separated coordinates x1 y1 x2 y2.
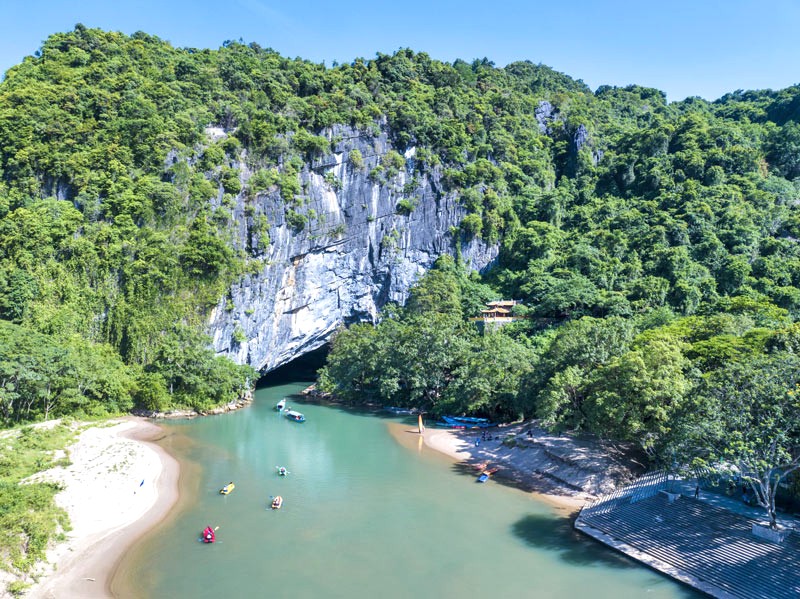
23 418 178 599
394 419 645 515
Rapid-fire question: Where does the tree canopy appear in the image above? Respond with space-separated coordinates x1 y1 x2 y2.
2 26 800 483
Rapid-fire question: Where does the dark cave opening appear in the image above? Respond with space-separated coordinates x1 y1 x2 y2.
256 345 330 387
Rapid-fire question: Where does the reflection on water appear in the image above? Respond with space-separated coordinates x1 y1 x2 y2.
512 513 635 569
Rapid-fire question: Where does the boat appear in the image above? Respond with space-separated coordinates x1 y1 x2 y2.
276 466 288 476
434 421 466 429
219 482 235 495
385 406 417 415
285 409 306 422
275 398 286 411
477 467 499 483
201 526 216 543
442 416 494 428
271 495 283 509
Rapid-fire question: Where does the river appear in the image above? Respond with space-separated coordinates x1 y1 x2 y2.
113 381 699 598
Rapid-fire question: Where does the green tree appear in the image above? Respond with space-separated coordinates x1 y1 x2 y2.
702 353 800 529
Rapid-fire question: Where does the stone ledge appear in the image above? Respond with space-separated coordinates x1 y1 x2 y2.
752 522 790 543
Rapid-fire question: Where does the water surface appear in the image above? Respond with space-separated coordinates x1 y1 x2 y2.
115 382 699 598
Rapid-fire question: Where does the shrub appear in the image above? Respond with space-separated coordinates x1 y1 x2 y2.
285 209 307 231
396 199 416 216
460 213 483 238
349 149 364 169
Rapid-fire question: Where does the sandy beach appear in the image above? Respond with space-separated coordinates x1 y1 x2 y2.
391 418 644 516
21 418 178 599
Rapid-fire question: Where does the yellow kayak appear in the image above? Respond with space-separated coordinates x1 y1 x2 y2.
220 482 235 495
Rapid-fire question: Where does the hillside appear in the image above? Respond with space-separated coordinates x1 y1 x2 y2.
1 25 799 437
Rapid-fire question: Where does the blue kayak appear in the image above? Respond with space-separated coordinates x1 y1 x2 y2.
442 416 494 428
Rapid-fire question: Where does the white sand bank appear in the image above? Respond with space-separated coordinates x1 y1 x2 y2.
22 418 178 599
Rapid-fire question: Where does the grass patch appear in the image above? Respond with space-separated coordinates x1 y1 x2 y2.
0 421 80 580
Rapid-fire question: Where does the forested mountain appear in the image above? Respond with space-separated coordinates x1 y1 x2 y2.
1 25 800 480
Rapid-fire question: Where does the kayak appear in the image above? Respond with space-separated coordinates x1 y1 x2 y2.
201 526 215 543
220 482 235 495
271 495 283 510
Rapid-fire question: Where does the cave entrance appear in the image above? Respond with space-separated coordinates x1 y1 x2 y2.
257 345 330 387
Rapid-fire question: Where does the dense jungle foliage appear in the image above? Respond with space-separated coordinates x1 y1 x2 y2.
6 23 800 586
1 26 800 487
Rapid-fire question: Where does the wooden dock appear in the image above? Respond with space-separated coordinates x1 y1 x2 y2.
575 482 800 598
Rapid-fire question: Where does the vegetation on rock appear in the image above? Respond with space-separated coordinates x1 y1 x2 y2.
3 25 800 518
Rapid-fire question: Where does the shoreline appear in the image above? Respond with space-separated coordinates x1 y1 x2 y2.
390 418 643 516
25 418 179 599
421 425 591 514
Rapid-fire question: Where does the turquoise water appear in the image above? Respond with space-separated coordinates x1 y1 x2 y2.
115 381 699 598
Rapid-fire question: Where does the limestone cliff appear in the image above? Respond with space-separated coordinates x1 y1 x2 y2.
208 125 498 373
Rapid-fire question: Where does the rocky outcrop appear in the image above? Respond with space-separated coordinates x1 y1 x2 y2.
208 124 498 374
535 100 555 134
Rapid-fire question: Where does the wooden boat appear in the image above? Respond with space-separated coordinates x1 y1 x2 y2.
285 409 305 422
275 398 286 411
271 495 283 509
477 467 498 483
201 526 216 543
219 482 235 495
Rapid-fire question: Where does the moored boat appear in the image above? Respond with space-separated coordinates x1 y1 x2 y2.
219 482 235 495
384 406 417 415
442 415 494 428
275 398 287 411
271 495 283 509
285 409 305 422
477 467 499 483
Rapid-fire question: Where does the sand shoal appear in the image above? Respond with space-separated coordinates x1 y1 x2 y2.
23 418 178 599
387 420 618 515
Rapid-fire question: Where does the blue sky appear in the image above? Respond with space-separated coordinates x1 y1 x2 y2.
1 0 798 102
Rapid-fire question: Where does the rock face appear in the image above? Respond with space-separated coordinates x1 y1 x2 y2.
535 101 555 134
208 124 498 374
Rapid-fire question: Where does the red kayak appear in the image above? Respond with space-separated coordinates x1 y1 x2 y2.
202 526 215 543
